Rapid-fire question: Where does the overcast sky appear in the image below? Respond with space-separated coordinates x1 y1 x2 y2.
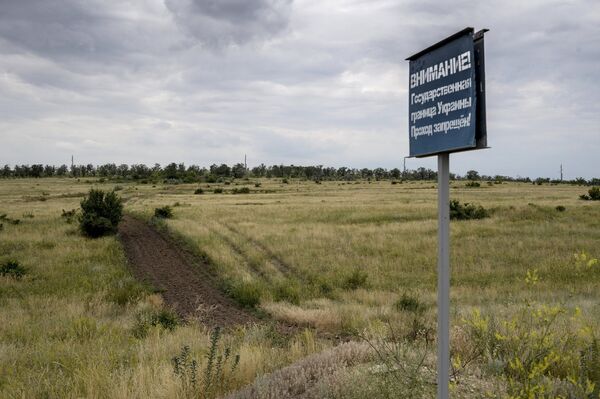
1 0 599 178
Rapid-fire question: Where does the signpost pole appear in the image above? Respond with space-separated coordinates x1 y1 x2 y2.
437 152 450 399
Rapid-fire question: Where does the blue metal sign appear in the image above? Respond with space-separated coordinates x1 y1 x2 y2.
407 28 486 157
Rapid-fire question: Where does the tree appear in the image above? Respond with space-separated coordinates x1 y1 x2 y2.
232 163 246 178
466 170 480 180
79 189 123 238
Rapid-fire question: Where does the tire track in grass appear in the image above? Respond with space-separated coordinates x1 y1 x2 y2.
206 225 270 280
220 222 298 280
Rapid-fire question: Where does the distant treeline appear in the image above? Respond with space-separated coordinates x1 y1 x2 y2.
1 163 598 185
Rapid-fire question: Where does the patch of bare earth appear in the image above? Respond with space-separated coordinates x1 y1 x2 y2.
118 215 259 328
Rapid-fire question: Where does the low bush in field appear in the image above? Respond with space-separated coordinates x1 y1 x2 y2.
394 292 426 314
0 213 20 225
580 186 600 201
172 328 240 399
79 189 123 238
0 260 27 279
229 281 261 308
458 257 600 398
213 188 224 194
465 181 481 188
154 205 174 219
106 277 146 306
555 205 566 212
132 308 179 338
61 208 78 223
461 306 599 398
343 268 369 290
231 187 250 194
449 199 489 220
194 188 204 195
273 280 301 305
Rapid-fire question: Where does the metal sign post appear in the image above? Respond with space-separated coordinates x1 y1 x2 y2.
406 27 488 399
437 153 450 399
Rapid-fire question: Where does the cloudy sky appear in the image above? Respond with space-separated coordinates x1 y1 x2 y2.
1 0 599 178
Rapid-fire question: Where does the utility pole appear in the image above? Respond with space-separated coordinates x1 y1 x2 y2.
560 164 563 182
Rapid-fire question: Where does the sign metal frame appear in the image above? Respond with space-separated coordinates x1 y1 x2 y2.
405 27 488 399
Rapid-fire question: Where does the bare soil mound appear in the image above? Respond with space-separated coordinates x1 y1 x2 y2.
118 215 259 328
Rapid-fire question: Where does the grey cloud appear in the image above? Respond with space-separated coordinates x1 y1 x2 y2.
165 0 293 47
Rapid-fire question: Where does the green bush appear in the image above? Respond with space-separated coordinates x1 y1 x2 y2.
449 200 489 220
344 268 369 290
231 187 250 194
213 188 224 194
154 206 173 218
465 181 481 188
132 308 179 339
107 277 146 306
580 187 600 201
194 188 204 195
273 280 301 305
61 208 77 223
394 293 426 314
555 205 566 212
172 328 240 399
462 306 599 398
0 260 27 280
79 189 123 238
229 281 261 308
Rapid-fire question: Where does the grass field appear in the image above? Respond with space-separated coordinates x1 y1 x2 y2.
1 177 599 398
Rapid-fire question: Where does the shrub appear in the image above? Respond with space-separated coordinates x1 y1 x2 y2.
172 328 240 399
107 277 146 306
213 188 224 194
394 293 426 314
0 260 27 280
282 178 289 184
230 281 261 308
462 306 598 398
79 189 123 238
194 188 204 195
555 205 566 212
132 308 179 339
254 182 261 188
231 187 250 194
344 268 369 290
273 280 301 305
465 181 481 188
580 187 600 201
154 206 173 219
449 200 489 220
61 208 77 223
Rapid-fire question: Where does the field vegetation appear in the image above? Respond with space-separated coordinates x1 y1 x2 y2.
1 177 599 398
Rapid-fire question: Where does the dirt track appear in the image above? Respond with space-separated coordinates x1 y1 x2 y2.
118 215 259 328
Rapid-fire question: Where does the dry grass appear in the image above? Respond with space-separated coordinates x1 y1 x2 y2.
1 177 599 398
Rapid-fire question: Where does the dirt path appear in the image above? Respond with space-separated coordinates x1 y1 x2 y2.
118 215 259 328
